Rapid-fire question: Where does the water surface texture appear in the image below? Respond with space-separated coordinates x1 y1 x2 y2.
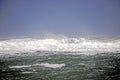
0 37 120 80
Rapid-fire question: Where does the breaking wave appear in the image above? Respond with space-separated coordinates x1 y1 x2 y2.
9 63 65 69
0 36 120 55
33 63 65 68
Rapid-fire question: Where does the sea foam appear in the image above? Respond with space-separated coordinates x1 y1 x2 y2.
9 63 65 69
33 63 65 68
0 37 120 56
9 65 31 68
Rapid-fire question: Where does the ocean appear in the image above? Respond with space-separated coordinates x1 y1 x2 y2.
0 37 120 80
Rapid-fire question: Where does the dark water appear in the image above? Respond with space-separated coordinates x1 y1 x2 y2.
0 53 120 80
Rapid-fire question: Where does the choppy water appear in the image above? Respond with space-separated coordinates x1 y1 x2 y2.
1 52 120 80
0 37 120 80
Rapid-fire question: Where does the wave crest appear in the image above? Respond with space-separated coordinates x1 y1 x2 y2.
0 37 120 55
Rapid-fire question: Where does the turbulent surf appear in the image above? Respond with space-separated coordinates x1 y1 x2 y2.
0 36 120 56
0 36 120 80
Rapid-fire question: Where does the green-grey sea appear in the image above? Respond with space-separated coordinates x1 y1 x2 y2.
0 52 120 80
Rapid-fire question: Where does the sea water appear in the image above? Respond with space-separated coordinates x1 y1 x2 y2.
0 37 120 80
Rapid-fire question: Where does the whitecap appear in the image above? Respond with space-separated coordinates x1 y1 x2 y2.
9 65 31 68
33 63 65 68
0 36 120 56
21 71 33 74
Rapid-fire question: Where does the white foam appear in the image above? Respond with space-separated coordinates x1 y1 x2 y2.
0 37 120 55
21 71 33 74
77 63 86 66
9 63 65 69
33 63 65 68
9 65 31 68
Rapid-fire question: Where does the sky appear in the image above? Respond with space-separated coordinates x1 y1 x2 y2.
0 0 120 37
